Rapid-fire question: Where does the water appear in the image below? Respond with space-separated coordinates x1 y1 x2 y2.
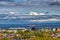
0 21 60 29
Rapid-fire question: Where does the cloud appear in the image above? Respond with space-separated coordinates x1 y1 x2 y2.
10 11 15 14
0 0 59 6
3 11 46 19
0 0 54 6
28 11 46 15
3 11 18 19
30 18 60 22
2 11 60 20
49 0 60 6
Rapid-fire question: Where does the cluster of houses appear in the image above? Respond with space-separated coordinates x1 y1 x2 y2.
0 27 28 39
0 27 60 39
41 27 60 39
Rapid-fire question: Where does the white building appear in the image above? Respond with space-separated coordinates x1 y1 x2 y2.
9 27 27 31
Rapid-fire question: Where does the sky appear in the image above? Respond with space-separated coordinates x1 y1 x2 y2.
0 0 60 15
0 0 60 24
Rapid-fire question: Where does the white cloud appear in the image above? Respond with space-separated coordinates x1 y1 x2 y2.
29 11 38 15
3 11 17 19
28 11 46 15
10 11 15 14
30 18 60 22
39 13 46 15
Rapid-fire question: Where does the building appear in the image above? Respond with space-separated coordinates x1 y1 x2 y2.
55 28 60 37
56 33 60 37
56 28 60 32
41 27 51 32
9 27 27 31
53 28 56 31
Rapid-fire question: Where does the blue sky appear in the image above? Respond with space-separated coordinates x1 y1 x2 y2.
0 0 60 15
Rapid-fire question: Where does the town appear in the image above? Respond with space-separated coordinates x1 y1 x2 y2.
0 27 60 40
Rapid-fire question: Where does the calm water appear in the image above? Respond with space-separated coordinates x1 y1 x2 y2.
0 21 60 29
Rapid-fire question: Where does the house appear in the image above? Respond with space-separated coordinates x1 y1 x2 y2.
8 27 27 32
50 33 57 39
56 33 60 37
41 27 51 32
56 28 60 32
53 28 56 31
55 28 60 37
